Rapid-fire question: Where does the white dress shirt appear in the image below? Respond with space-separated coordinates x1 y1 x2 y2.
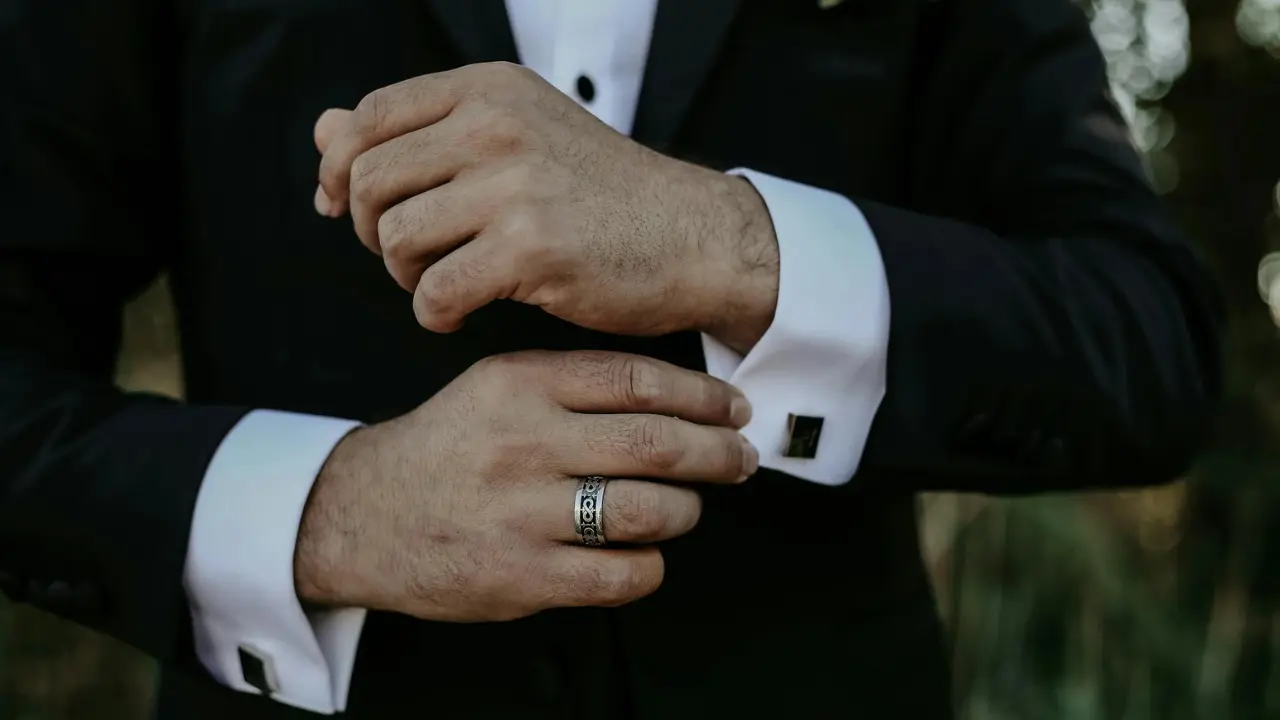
182 0 891 714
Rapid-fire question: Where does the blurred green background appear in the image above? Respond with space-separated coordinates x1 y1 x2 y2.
4 0 1280 717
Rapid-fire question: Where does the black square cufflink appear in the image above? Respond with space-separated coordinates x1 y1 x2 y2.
239 644 280 697
782 414 824 459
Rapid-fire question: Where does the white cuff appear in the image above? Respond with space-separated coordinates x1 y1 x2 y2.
183 410 367 715
701 168 891 486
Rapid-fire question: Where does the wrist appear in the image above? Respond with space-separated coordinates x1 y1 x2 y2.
294 425 371 608
695 174 779 355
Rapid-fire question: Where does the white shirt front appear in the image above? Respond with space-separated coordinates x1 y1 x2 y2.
505 0 656 136
182 0 891 714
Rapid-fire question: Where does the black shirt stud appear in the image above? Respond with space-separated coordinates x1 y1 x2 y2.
576 74 596 103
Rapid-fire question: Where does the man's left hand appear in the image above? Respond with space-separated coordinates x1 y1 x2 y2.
314 62 778 352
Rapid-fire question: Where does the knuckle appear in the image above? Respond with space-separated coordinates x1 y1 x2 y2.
596 562 641 606
493 415 548 454
721 430 747 476
530 558 570 609
485 60 535 84
608 357 665 410
569 562 610 603
476 350 536 374
492 209 556 271
607 484 664 539
471 351 540 389
492 203 542 242
377 207 408 258
482 439 541 484
628 416 681 470
556 350 606 380
664 489 702 536
454 251 490 283
715 430 746 479
353 89 389 137
704 381 736 423
493 207 561 274
349 153 379 202
462 550 536 620
473 352 510 371
413 280 452 327
472 106 526 152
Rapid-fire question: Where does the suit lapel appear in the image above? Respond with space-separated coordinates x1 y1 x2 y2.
425 0 520 65
632 0 743 149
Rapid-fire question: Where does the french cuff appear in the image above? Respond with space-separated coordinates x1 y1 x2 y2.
183 410 367 714
701 168 891 486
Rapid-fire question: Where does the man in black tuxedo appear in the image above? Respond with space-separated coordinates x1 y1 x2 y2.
0 0 1221 718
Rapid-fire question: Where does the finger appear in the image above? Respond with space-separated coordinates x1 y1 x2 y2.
535 478 701 545
348 112 483 253
545 352 752 429
411 226 530 333
318 70 469 215
314 108 353 155
377 177 502 292
314 109 354 217
540 546 664 609
561 414 756 484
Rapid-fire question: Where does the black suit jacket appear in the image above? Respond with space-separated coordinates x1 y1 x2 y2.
0 0 1222 718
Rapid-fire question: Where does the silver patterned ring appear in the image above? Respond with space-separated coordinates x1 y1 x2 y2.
573 476 608 547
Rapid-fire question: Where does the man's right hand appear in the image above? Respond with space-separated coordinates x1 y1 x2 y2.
293 350 757 622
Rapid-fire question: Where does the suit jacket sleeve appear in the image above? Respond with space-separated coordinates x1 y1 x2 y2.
856 0 1224 493
0 0 251 660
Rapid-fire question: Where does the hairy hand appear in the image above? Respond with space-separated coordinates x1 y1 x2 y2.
294 350 758 622
313 62 778 349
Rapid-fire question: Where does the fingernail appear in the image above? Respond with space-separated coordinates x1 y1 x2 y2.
314 185 332 217
739 435 759 482
730 395 753 428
